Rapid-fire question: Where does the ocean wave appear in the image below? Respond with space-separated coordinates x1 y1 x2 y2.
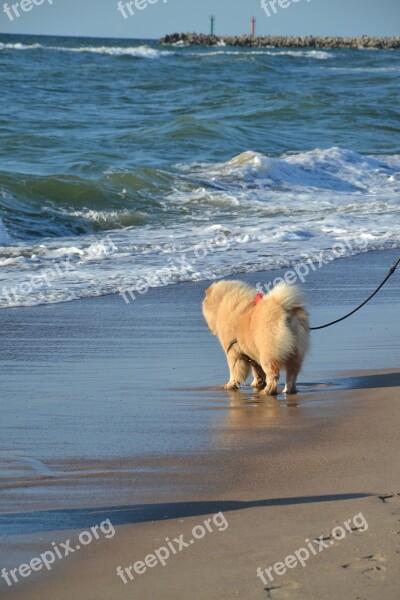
181 147 396 192
0 42 172 58
0 218 11 243
1 148 398 242
50 44 172 58
0 42 333 60
191 49 331 59
0 169 166 240
0 42 41 51
1 147 399 308
327 66 400 73
269 49 331 59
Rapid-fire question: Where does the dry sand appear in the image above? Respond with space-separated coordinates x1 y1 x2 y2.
0 249 399 599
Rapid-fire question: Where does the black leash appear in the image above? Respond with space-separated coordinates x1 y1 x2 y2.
226 255 400 354
309 255 400 331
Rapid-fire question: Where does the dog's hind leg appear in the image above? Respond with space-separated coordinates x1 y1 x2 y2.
283 359 301 394
260 361 280 396
250 364 266 389
223 354 251 390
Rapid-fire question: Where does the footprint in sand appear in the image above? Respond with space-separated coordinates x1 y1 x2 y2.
264 582 300 599
378 492 400 514
379 493 400 541
378 492 400 503
342 554 387 580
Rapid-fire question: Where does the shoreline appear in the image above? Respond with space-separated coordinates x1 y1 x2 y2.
160 33 400 49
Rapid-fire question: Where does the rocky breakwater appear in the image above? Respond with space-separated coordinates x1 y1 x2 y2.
160 33 400 49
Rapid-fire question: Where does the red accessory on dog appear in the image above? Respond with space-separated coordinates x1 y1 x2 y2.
254 293 263 305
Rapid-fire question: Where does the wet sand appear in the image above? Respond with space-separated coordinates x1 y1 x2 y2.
0 249 399 598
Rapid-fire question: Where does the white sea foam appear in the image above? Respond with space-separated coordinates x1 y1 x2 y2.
0 42 330 60
327 66 400 73
194 49 331 59
183 148 394 194
270 49 331 59
0 42 41 51
51 45 172 58
0 42 171 59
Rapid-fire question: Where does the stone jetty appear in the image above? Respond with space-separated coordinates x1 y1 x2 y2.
160 33 400 50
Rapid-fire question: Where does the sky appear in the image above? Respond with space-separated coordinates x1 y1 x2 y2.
0 0 399 39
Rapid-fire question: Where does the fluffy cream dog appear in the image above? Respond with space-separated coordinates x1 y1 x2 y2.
202 280 309 395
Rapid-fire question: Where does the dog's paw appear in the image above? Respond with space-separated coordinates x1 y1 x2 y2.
260 386 278 396
283 386 297 395
222 382 240 391
251 379 266 389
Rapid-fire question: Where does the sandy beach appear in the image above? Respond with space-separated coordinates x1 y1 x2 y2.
0 248 399 599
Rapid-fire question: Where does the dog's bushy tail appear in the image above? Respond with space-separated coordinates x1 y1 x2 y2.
263 282 309 362
264 281 306 313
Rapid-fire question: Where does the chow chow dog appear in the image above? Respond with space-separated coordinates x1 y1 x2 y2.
202 280 309 395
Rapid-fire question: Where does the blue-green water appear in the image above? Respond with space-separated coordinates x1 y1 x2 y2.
0 35 399 306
